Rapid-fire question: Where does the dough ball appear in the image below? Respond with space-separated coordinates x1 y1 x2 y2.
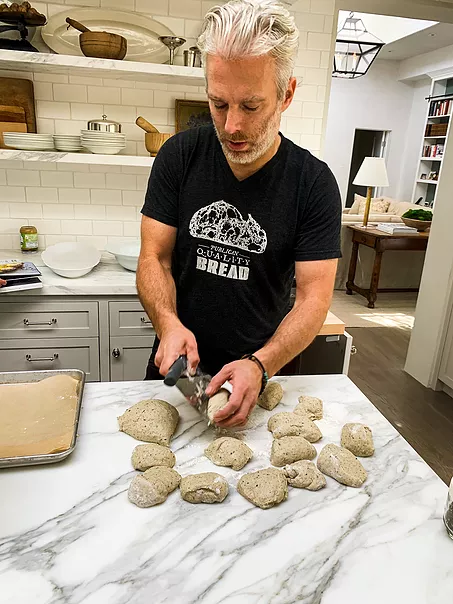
207 388 230 424
237 468 288 509
180 472 229 504
341 423 374 457
257 381 283 411
295 395 323 421
128 475 167 508
268 412 322 442
270 436 316 467
317 444 367 488
131 443 176 471
284 461 326 490
142 466 181 493
205 437 253 471
118 399 179 446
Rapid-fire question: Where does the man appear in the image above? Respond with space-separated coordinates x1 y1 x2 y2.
137 0 342 428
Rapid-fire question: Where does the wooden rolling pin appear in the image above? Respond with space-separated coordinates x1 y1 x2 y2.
135 116 159 134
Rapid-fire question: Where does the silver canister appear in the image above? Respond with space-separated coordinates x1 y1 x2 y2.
184 47 202 67
87 114 122 133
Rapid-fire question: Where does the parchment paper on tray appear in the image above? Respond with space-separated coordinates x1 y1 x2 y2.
0 375 79 458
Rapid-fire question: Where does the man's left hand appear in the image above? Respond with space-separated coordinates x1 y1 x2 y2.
206 360 262 427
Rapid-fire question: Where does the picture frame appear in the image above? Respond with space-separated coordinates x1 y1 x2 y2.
428 171 438 181
420 173 427 180
175 99 212 133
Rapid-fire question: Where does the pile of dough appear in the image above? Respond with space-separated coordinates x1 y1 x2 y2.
128 466 181 508
341 423 374 457
257 381 283 411
268 412 322 442
118 399 179 446
180 472 229 503
284 461 326 490
205 437 252 471
295 395 323 421
237 468 288 509
131 443 176 471
207 388 230 424
317 444 367 487
270 435 316 466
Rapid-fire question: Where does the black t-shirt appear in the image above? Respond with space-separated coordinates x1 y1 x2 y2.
142 125 341 374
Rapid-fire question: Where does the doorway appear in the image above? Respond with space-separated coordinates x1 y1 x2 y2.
345 128 390 207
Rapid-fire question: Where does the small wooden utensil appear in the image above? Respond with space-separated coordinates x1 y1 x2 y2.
135 116 158 134
135 117 172 156
66 17 127 60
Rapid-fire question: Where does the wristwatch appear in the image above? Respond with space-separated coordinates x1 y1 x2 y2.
242 354 269 395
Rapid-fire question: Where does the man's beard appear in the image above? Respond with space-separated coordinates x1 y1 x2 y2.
213 110 280 165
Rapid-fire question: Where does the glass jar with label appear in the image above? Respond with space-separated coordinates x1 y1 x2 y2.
20 225 38 253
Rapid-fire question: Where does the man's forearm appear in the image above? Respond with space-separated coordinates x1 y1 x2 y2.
254 296 330 377
136 256 181 338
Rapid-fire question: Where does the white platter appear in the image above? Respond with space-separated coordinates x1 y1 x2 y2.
41 8 177 64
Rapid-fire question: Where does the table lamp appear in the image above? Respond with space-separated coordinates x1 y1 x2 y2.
353 157 389 228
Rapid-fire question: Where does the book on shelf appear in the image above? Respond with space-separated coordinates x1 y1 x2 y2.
375 223 418 235
0 260 42 293
429 99 452 117
422 143 444 158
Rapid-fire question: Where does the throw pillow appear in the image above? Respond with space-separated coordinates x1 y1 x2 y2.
358 198 390 215
350 193 386 215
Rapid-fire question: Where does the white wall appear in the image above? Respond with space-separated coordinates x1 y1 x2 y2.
323 59 415 205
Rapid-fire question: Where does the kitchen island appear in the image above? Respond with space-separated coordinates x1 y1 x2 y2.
0 375 451 604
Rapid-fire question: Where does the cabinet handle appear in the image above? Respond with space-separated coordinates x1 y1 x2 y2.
351 346 358 356
112 348 121 358
26 353 59 362
24 318 57 326
140 317 152 325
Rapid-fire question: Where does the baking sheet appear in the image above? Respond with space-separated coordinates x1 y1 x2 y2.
0 369 85 469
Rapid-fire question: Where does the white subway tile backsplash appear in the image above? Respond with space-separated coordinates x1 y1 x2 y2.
54 120 89 135
53 84 87 103
46 234 77 246
0 234 15 249
75 172 106 189
101 0 133 9
37 101 71 120
106 173 137 190
88 86 121 105
33 219 62 234
310 0 334 15
34 73 69 84
314 119 323 135
7 170 40 187
41 171 74 188
26 187 58 203
91 189 122 205
71 103 103 121
317 86 326 103
42 204 75 219
291 0 310 13
58 188 91 204
75 205 106 220
296 85 318 102
284 102 303 118
149 15 185 37
184 19 203 38
9 203 42 218
58 163 89 173
286 117 312 134
0 202 9 217
102 78 136 88
0 187 25 202
0 169 6 185
136 81 168 91
304 67 329 86
307 32 332 51
302 102 324 118
36 118 55 134
121 166 150 175
154 91 180 108
88 165 119 174
76 235 108 250
121 88 154 107
123 191 145 206
300 134 322 150
123 221 140 237
34 82 53 101
93 221 123 236
136 175 149 192
297 50 321 68
61 220 93 235
324 15 334 33
107 206 137 221
102 105 138 123
1 218 28 234
320 51 331 69
169 0 202 19
136 107 168 124
69 75 95 86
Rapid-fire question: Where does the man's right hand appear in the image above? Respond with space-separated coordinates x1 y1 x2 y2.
0 279 6 287
154 324 200 377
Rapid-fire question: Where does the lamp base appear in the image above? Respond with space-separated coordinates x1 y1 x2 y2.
359 223 378 229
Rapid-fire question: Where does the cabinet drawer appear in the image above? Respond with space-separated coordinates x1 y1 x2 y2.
0 338 100 382
109 301 155 337
0 302 98 339
110 336 154 381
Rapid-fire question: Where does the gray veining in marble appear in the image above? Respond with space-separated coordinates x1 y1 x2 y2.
0 375 451 604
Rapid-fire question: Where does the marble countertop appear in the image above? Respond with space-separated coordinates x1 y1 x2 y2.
0 375 451 603
0 250 137 296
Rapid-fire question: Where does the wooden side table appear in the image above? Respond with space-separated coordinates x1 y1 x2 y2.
346 226 429 308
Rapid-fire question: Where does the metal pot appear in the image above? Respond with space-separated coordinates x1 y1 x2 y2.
87 114 122 133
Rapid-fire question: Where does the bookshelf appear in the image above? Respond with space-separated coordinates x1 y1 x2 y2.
412 76 453 208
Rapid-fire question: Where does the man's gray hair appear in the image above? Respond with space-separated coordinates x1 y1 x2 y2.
197 0 299 100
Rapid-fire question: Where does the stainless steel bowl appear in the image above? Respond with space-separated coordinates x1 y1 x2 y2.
87 114 122 133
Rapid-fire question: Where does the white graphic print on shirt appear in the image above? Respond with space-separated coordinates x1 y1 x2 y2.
189 200 267 281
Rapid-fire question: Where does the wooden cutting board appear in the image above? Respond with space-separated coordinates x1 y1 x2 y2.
0 105 27 148
0 77 36 134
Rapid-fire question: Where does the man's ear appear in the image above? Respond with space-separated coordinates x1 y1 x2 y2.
281 77 297 112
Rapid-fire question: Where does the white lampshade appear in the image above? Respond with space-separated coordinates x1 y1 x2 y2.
353 157 389 187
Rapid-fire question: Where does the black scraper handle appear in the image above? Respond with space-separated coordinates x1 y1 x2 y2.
164 355 187 386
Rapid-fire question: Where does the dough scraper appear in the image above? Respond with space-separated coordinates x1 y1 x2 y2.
164 355 212 420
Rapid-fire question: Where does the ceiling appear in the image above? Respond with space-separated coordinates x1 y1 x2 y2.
379 21 453 59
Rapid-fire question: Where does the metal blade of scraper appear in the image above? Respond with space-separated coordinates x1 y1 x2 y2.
164 355 212 420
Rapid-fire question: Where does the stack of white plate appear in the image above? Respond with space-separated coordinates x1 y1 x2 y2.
81 130 126 155
3 133 55 151
53 134 82 152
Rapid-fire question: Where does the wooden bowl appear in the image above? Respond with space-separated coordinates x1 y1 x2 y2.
401 217 432 232
80 31 127 60
145 132 172 156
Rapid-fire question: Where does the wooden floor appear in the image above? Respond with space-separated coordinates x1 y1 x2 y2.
348 327 453 485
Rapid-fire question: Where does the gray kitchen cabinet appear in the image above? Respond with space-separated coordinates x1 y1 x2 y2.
0 337 100 381
109 336 154 381
109 300 154 337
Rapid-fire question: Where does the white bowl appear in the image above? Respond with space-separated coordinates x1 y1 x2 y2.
41 242 101 278
106 240 141 271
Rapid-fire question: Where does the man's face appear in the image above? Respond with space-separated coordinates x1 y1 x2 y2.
206 54 283 165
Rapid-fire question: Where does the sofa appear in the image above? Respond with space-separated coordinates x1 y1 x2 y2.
335 195 427 291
